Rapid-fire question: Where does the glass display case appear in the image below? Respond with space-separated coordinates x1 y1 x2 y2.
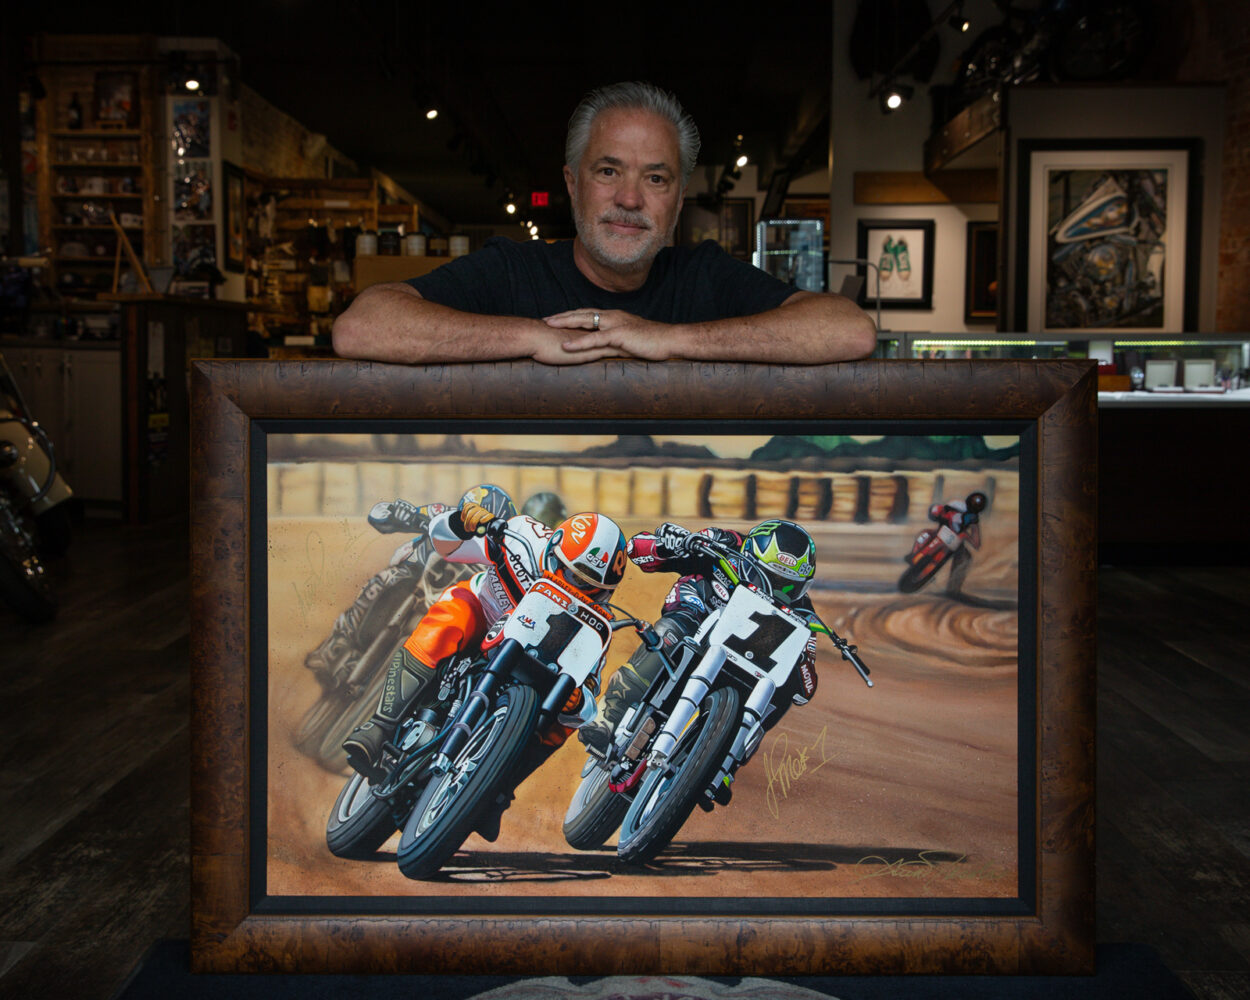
752 219 824 292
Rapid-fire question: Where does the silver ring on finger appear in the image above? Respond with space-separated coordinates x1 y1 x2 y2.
592 311 601 330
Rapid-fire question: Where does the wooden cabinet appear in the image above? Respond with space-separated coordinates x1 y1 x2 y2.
3 343 123 507
33 35 162 300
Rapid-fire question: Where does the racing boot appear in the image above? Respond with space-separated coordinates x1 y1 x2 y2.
304 630 357 688
342 645 435 782
577 645 659 756
473 742 560 842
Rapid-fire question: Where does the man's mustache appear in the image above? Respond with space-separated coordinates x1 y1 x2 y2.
599 210 652 230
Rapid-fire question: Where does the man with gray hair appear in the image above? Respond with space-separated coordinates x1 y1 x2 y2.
332 81 876 365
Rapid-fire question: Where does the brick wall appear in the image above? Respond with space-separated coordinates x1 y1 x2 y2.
239 84 356 180
1177 1 1250 331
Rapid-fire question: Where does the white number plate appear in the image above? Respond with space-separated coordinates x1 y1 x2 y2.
502 579 611 683
704 585 810 682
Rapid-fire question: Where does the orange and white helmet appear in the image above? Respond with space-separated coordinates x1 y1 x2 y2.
544 512 628 595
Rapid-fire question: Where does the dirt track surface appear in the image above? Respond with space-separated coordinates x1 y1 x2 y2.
266 517 1019 901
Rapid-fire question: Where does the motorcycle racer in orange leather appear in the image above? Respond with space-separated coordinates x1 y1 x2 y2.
343 496 629 786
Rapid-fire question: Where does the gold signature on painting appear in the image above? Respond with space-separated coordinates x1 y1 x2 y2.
761 725 840 820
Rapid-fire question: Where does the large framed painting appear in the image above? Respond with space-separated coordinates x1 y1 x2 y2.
1015 139 1202 333
191 359 1097 976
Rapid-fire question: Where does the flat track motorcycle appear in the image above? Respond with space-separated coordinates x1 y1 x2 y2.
294 543 460 772
897 519 980 594
325 519 651 878
0 351 73 623
562 533 872 865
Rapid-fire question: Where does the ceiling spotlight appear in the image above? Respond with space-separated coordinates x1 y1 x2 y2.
425 107 438 120
529 225 538 235
185 76 201 92
735 154 749 168
505 202 516 215
949 13 970 31
880 82 914 113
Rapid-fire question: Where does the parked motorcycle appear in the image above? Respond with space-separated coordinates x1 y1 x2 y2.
293 537 462 772
0 351 73 623
325 517 646 879
897 493 986 594
562 532 872 866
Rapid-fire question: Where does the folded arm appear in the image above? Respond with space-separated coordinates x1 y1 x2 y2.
544 291 878 364
331 282 623 365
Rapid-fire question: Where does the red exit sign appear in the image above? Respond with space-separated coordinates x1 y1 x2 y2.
531 191 549 207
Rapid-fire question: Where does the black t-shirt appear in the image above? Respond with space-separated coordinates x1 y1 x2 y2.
406 237 794 322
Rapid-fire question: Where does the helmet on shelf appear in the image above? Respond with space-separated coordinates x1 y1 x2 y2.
544 512 628 597
740 519 817 601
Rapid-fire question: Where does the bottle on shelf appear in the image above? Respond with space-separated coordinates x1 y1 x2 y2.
68 93 83 130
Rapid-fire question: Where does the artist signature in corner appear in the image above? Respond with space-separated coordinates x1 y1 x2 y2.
761 725 840 820
854 850 972 881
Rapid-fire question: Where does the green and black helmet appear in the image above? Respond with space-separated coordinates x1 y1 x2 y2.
741 519 817 600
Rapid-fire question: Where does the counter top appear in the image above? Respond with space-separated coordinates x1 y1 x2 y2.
1099 388 1250 407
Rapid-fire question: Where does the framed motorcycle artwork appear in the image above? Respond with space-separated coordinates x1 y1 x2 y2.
1014 138 1203 334
189 358 1097 977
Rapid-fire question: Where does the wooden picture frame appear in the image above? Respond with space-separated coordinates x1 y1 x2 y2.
191 359 1096 976
223 161 246 274
856 219 935 310
1014 139 1202 333
965 220 999 324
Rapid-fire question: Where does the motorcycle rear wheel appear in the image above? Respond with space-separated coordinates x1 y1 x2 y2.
396 682 540 879
0 501 57 623
563 762 629 851
326 771 401 859
616 685 741 866
294 669 387 773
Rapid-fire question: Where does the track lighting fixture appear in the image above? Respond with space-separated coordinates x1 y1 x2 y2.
880 82 914 113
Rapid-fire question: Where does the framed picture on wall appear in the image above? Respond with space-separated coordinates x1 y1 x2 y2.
93 71 139 128
965 221 999 324
1015 139 1202 333
223 161 246 273
856 219 935 310
677 197 753 258
189 358 1098 978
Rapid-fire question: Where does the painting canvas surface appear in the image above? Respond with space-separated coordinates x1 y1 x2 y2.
261 428 1023 907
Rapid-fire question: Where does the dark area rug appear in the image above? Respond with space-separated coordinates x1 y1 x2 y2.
113 941 1193 999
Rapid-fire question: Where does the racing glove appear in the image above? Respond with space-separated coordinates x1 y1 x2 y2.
654 521 692 558
459 500 496 536
368 498 426 534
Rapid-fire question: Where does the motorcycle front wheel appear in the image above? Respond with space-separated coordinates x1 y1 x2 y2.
326 771 401 859
616 685 741 866
396 682 540 879
563 761 629 851
0 500 57 623
898 555 940 594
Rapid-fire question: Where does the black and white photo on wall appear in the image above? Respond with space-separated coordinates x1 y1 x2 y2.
1015 139 1201 333
856 219 934 310
965 221 999 324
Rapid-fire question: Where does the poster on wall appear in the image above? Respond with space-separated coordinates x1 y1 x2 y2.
171 222 216 278
171 99 211 158
257 426 1026 909
1018 142 1199 333
173 160 212 221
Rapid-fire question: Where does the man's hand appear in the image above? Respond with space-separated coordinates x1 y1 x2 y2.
543 308 672 361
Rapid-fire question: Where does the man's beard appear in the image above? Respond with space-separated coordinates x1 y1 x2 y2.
573 201 675 275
